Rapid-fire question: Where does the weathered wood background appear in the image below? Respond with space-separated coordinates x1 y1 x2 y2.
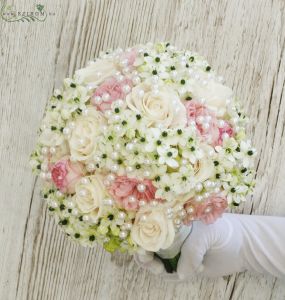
1 0 285 299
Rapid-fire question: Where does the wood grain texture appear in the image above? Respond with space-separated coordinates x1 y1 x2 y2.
0 0 285 299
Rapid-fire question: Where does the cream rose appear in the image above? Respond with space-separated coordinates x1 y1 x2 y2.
126 83 187 128
74 174 105 221
190 80 233 117
131 206 175 252
75 59 118 85
69 108 105 161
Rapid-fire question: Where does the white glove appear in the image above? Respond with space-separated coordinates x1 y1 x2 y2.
135 213 285 280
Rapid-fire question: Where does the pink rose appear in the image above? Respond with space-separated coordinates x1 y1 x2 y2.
183 194 228 225
108 176 158 211
185 101 234 146
91 77 133 111
185 100 220 145
120 48 137 67
51 158 84 194
217 121 234 145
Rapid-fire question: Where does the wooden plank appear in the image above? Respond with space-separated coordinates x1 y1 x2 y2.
0 0 284 299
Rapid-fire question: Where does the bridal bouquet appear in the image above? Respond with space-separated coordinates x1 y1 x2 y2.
30 42 255 272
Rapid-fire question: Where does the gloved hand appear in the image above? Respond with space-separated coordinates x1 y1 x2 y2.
135 213 285 280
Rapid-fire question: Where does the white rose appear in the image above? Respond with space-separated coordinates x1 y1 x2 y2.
69 108 106 161
194 157 215 183
190 80 233 117
74 174 105 222
131 206 175 252
126 83 187 128
75 59 118 85
39 129 64 147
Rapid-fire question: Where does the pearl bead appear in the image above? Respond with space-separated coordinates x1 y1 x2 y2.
150 200 158 207
79 189 87 197
72 208 79 216
171 70 177 78
122 85 131 93
40 172 46 179
105 110 113 118
115 99 124 107
218 120 225 128
94 156 101 163
152 89 159 96
126 143 134 151
200 98 206 104
115 143 121 150
50 201 58 208
103 179 111 186
41 147 48 155
67 201 75 208
174 218 181 225
186 206 194 214
46 172 52 180
120 59 128 67
143 170 151 177
110 164 119 172
126 166 133 173
119 231 127 239
128 196 137 203
204 181 212 188
179 210 186 217
107 174 115 182
122 67 130 74
214 188 220 194
49 147 56 154
124 222 132 230
68 122 75 129
222 133 229 140
202 123 210 130
111 152 119 159
205 206 212 213
166 208 173 214
137 89 145 97
218 76 224 83
118 212 126 219
196 195 203 202
93 96 102 105
132 76 141 85
82 108 89 116
102 93 110 102
202 80 208 86
87 163 95 172
41 162 48 171
205 115 212 122
196 116 204 124
144 159 151 165
194 73 200 80
208 149 215 156
83 215 89 222
195 183 203 192
139 200 146 206
63 127 70 135
137 183 146 192
140 215 147 222
189 120 196 127
117 75 125 82
56 191 63 198
103 198 114 206
188 68 194 75
114 125 121 132
204 192 210 198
